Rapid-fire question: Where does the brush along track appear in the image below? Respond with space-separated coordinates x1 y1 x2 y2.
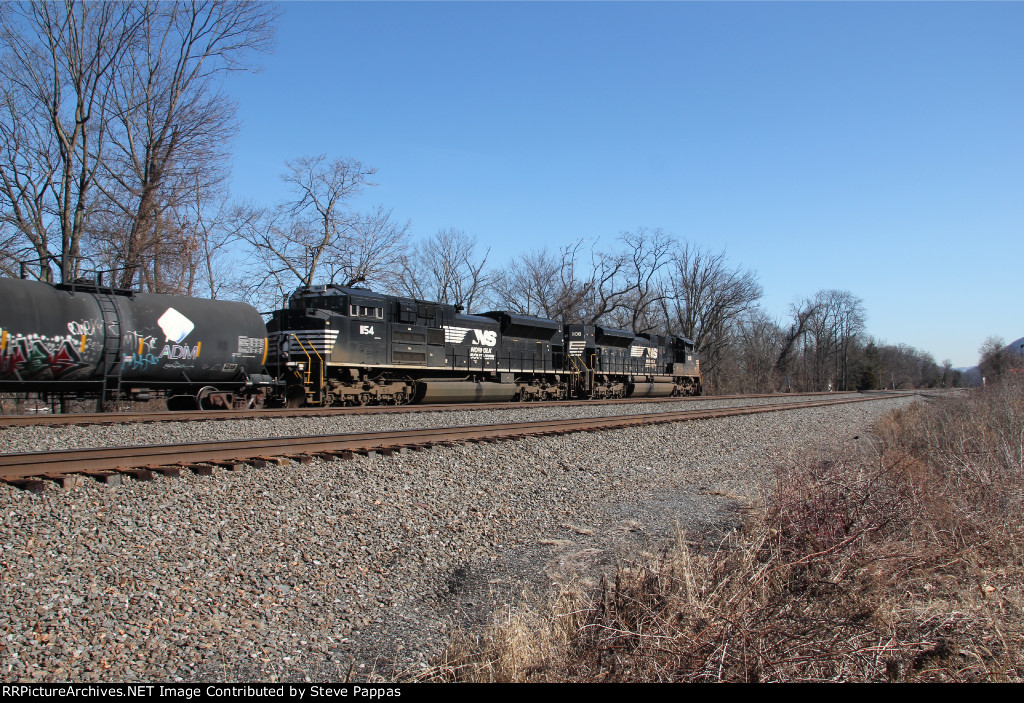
1 393 910 489
0 391 852 428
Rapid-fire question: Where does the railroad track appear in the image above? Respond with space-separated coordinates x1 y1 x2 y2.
1 393 913 491
0 391 853 428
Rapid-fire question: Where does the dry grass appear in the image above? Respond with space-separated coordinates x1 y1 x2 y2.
425 380 1024 682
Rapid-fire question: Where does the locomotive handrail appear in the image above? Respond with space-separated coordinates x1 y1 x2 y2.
567 352 595 395
290 333 325 404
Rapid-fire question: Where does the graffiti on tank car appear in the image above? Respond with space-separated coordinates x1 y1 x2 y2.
125 330 159 357
0 327 86 379
66 318 103 337
124 353 160 371
122 328 201 370
122 330 159 370
65 318 104 357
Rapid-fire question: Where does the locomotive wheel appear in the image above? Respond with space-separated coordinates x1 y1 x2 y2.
395 386 413 405
197 386 234 410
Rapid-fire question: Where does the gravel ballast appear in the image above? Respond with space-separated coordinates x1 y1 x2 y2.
0 393 861 455
0 394 915 682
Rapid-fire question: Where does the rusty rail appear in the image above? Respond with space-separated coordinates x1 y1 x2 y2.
0 391 863 428
0 394 914 490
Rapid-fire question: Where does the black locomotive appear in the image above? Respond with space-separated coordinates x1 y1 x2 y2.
265 284 701 407
0 276 701 410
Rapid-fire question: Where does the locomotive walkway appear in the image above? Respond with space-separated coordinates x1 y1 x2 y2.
1 393 912 490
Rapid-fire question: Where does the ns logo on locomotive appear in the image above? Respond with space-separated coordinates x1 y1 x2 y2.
0 276 701 411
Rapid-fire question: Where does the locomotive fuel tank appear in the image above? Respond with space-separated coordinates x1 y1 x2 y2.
0 277 268 394
413 380 518 404
625 378 677 398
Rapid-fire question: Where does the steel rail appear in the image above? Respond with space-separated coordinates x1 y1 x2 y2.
0 390 859 428
0 394 912 487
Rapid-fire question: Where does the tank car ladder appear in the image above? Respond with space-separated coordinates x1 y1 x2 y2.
95 294 124 411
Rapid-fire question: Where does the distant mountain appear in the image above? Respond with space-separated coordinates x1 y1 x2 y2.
960 367 982 386
1007 337 1024 358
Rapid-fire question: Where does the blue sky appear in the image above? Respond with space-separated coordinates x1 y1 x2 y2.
222 1 1023 368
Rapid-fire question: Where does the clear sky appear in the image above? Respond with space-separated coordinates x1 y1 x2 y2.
221 1 1023 368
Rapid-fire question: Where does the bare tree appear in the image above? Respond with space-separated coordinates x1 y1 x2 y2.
277 155 373 285
0 222 20 277
492 232 675 325
167 175 246 299
228 200 292 309
941 358 954 387
235 156 410 303
395 228 493 312
978 336 1020 382
0 0 140 281
99 0 277 291
832 290 866 390
731 308 785 393
661 243 763 390
582 244 628 324
0 1 277 288
873 342 941 389
322 204 410 290
492 239 595 321
795 290 866 391
774 297 819 391
598 228 675 332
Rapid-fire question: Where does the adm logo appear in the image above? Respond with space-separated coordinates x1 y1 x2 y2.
155 308 200 360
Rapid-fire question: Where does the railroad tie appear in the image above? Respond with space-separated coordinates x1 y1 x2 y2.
180 462 217 475
249 456 290 468
312 450 353 461
81 470 122 485
40 473 85 490
146 465 182 478
118 468 154 482
3 478 45 493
